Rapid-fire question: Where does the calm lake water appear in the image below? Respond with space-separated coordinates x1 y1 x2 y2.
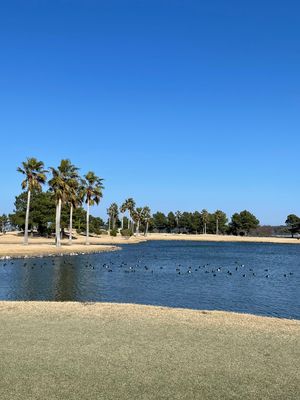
0 241 299 319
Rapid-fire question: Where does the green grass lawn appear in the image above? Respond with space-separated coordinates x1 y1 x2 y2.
0 302 299 400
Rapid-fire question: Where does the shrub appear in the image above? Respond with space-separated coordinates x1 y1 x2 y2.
110 229 118 237
120 228 133 237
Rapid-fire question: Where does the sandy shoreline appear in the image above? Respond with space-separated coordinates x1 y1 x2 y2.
0 233 145 259
147 232 300 244
0 231 299 259
0 302 299 400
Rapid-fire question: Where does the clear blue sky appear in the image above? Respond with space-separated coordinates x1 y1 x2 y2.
0 1 299 225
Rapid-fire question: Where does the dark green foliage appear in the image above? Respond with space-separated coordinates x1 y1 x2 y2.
120 228 133 237
210 210 228 234
110 229 118 237
229 210 260 235
285 214 300 237
10 191 56 236
150 210 230 234
152 212 169 232
10 190 104 236
167 212 177 231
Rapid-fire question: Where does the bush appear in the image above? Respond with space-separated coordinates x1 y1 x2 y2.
120 228 133 237
110 229 118 237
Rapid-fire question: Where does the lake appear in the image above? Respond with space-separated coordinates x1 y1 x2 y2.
0 240 299 319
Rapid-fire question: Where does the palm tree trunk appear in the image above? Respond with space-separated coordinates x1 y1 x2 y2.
144 220 149 236
69 204 73 245
56 198 62 247
86 200 90 245
216 219 219 235
204 222 207 235
108 217 111 234
121 215 124 230
24 190 31 245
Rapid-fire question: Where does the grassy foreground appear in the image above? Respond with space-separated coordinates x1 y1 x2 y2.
0 302 299 400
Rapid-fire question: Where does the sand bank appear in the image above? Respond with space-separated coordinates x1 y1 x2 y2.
147 232 300 244
0 233 145 259
0 302 299 400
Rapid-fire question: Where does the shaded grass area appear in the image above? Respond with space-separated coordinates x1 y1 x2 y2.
0 302 299 400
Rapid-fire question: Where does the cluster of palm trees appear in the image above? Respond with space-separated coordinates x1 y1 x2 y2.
17 157 104 247
106 198 151 236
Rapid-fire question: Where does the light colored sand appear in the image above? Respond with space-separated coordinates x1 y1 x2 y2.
0 302 299 400
147 232 300 244
1 231 299 259
0 232 145 258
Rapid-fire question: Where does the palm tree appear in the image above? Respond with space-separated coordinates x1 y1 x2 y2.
49 160 73 247
120 202 127 229
201 209 209 235
17 157 47 245
63 161 81 245
127 198 136 231
120 198 136 230
82 171 104 245
175 211 181 228
107 203 118 233
142 206 151 236
132 207 144 235
215 210 223 235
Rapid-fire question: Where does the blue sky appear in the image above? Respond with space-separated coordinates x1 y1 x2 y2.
0 0 299 225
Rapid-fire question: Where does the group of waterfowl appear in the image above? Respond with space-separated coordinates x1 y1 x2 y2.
173 262 294 279
0 258 295 280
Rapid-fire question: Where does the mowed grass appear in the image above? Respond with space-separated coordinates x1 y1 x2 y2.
0 302 299 400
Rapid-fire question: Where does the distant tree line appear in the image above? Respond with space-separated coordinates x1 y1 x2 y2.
148 210 260 236
1 157 300 240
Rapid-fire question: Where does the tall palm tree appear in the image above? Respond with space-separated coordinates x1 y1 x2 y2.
82 171 104 245
214 210 225 235
48 159 74 247
132 207 144 235
142 206 151 236
120 202 127 229
201 209 209 235
107 203 118 232
64 162 80 245
127 198 136 231
215 210 222 235
17 157 47 245
67 180 82 244
175 211 181 228
120 198 136 230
